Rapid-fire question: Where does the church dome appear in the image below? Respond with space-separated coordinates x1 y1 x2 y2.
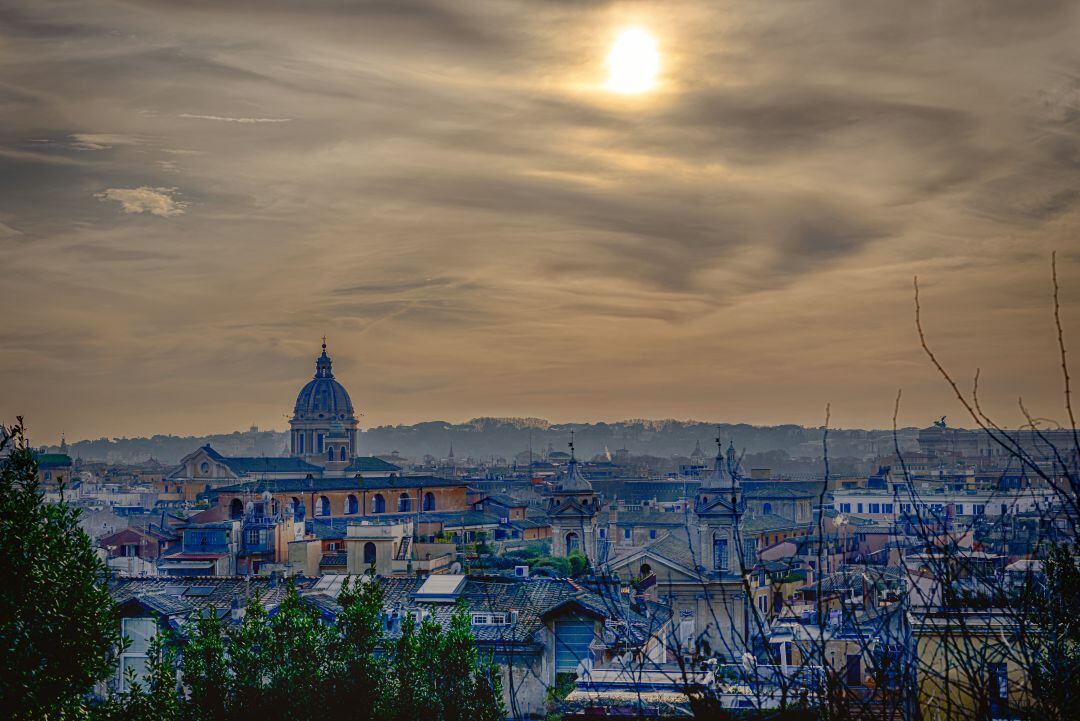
293 343 355 418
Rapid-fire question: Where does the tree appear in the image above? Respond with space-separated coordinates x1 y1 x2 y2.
261 580 334 721
180 611 229 721
93 632 181 721
1025 541 1080 721
0 418 123 721
327 576 387 721
439 600 505 721
390 613 442 721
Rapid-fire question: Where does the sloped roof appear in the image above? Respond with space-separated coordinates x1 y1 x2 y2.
305 575 647 648
345 457 402 473
109 576 296 616
215 474 463 494
220 456 323 475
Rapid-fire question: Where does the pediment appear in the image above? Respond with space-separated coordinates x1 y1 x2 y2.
608 547 703 582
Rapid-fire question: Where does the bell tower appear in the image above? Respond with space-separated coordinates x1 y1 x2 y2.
695 432 743 576
548 433 601 565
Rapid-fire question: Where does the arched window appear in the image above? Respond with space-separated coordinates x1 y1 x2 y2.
640 563 653 578
328 446 334 461
363 542 377 566
423 492 436 512
398 493 411 513
373 494 385 514
340 446 347 461
317 496 331 517
565 531 580 553
199 461 210 475
229 498 243 519
346 494 359 515
763 502 773 515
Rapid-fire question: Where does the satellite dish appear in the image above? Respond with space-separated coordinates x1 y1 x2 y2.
262 490 273 504
245 501 254 514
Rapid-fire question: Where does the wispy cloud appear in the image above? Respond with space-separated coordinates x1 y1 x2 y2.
95 187 190 217
70 133 142 150
178 113 292 124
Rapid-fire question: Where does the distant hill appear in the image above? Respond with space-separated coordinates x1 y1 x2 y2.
48 418 919 467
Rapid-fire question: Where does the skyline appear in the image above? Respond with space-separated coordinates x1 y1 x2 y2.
2 1 1080 441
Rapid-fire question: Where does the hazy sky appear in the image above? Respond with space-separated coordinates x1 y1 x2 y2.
2 0 1080 442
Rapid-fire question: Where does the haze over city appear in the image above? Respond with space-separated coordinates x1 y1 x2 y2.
2 1 1079 441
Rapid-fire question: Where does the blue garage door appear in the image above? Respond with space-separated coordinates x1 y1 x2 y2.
554 615 595 673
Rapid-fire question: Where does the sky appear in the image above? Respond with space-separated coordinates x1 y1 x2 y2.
2 0 1080 443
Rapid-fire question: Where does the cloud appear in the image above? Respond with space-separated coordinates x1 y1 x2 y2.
95 187 190 217
178 113 292 123
70 133 142 150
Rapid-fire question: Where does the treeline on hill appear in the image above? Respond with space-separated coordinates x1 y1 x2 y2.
0 421 503 721
51 419 918 467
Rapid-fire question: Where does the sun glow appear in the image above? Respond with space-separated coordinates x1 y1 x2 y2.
606 27 660 94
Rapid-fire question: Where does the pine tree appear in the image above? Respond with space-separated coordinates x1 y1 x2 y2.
0 419 123 720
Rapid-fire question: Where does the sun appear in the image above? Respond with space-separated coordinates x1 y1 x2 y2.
606 27 660 94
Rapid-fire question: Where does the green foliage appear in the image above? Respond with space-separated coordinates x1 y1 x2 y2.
567 550 589 578
93 631 181 721
181 611 229 721
171 581 501 721
1026 542 1080 721
0 419 123 721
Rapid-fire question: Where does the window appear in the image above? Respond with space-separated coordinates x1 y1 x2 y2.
649 529 657 540
363 541 377 565
869 503 880 514
954 503 964 516
317 433 324 453
623 528 631 541
713 535 729 571
244 528 261 546
230 498 243 519
566 531 580 553
840 503 851 513
373 494 385 514
298 434 305 454
423 492 436 512
317 496 330 516
974 504 986 515
398 493 411 513
119 618 156 691
883 503 894 514
199 461 210 474
856 503 863 514
472 612 509 626
763 502 773 515
327 446 334 461
598 528 606 539
340 446 347 461
989 662 1008 715
346 494 359 515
